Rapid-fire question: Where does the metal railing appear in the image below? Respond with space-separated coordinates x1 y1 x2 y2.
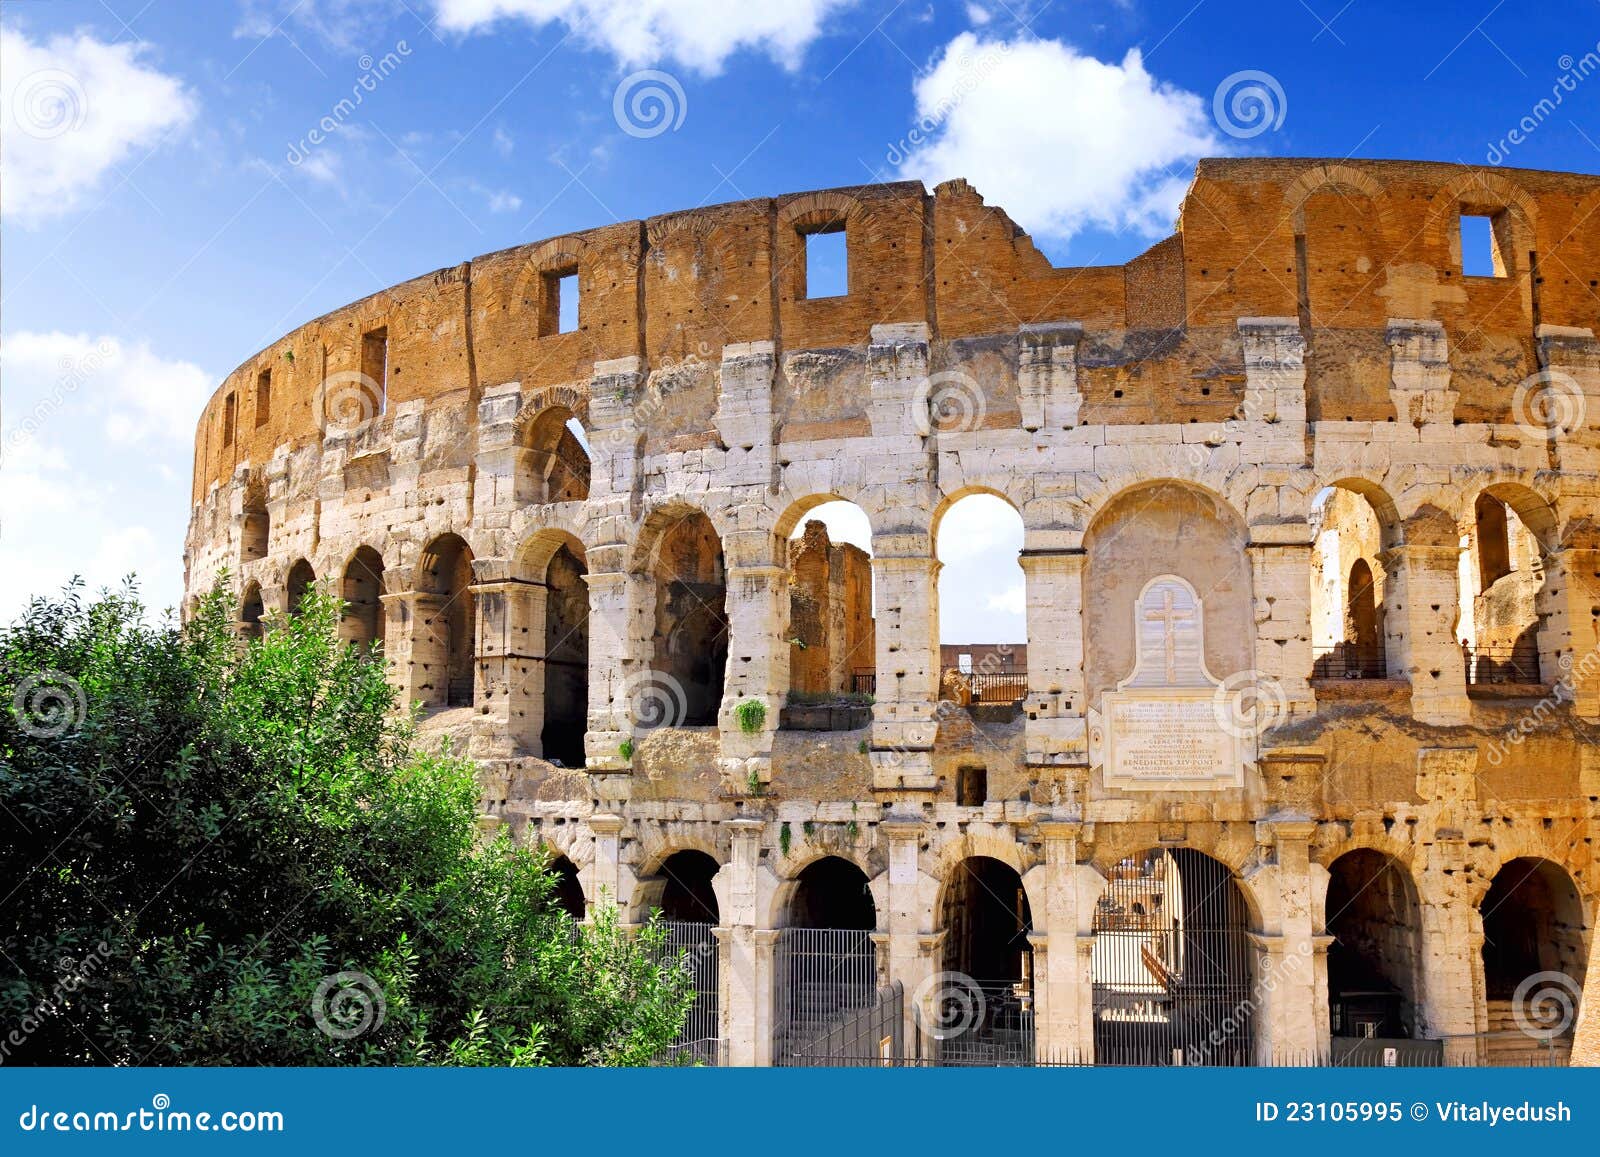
1311 646 1387 679
650 920 721 1066
922 979 1038 1066
851 669 877 695
1464 644 1542 685
782 983 904 1067
953 669 1028 704
772 928 880 1065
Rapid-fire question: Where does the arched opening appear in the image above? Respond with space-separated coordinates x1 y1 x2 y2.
783 499 876 708
1326 850 1422 1043
522 408 590 503
539 541 589 765
547 853 585 920
639 850 722 1065
417 534 476 709
934 493 1027 708
341 546 385 653
1480 858 1587 1063
1310 484 1391 679
240 486 269 561
240 582 265 641
775 856 878 1065
647 511 727 727
1091 848 1255 1065
286 559 315 617
1461 489 1545 684
936 856 1035 1064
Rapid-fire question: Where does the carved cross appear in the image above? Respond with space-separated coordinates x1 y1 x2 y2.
1144 587 1194 684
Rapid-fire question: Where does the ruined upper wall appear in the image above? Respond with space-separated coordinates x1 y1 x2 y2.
192 159 1600 502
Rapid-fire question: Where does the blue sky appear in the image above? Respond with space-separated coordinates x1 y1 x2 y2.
3 0 1600 642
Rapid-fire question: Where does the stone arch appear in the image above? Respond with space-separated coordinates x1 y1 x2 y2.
933 488 1027 705
1325 849 1424 1040
546 852 586 919
1426 170 1539 279
777 494 876 698
1082 480 1254 709
1460 480 1556 684
633 849 722 924
1311 482 1396 679
514 388 591 504
1090 845 1259 1065
415 532 477 709
1479 856 1589 997
635 505 728 728
240 483 269 562
285 558 315 616
784 853 877 931
1282 163 1391 235
937 854 1034 983
517 528 589 765
239 581 265 640
340 545 386 652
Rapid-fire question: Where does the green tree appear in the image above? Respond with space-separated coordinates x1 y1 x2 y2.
0 580 691 1065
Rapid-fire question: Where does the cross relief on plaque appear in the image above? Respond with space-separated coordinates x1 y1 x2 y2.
1088 574 1249 792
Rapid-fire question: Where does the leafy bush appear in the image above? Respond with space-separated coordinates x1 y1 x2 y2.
0 581 690 1066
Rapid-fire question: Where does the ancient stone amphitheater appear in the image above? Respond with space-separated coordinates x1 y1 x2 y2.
185 158 1600 1067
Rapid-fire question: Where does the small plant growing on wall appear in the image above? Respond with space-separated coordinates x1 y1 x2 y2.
618 738 635 761
779 822 792 856
734 698 767 734
745 766 763 797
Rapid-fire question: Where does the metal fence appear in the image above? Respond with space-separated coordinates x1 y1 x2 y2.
651 920 722 1066
772 928 880 1065
1464 644 1542 685
921 980 1038 1066
947 669 1028 704
851 670 877 695
781 983 905 1066
1311 646 1386 679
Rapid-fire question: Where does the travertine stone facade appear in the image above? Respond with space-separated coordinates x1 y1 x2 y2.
187 159 1599 1066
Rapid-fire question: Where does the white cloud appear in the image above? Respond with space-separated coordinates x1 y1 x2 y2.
492 125 515 157
433 0 860 73
3 331 211 449
896 33 1225 245
986 584 1025 615
485 188 522 212
0 332 208 623
0 29 196 223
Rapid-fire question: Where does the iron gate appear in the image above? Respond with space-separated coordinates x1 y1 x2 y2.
652 920 722 1065
1091 848 1255 1066
772 928 879 1065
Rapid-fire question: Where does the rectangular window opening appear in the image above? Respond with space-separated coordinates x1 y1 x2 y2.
222 392 236 447
802 224 848 300
360 327 389 416
1460 213 1506 278
541 269 580 335
956 766 988 807
255 370 271 427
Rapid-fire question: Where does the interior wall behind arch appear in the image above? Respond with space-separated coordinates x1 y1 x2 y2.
1083 483 1253 708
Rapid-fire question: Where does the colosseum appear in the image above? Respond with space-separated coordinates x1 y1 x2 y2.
185 157 1600 1067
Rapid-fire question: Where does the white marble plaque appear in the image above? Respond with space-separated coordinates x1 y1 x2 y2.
1090 575 1248 791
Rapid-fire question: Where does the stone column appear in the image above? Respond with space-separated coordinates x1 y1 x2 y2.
1017 322 1083 431
1538 541 1600 719
582 546 651 772
470 571 545 758
1246 537 1317 724
383 588 454 709
1019 550 1088 766
1387 319 1458 429
868 550 941 790
880 817 933 1046
1380 542 1471 725
1251 821 1327 1064
585 813 625 912
1416 831 1484 1063
1028 820 1096 1062
717 529 789 787
717 818 767 1066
